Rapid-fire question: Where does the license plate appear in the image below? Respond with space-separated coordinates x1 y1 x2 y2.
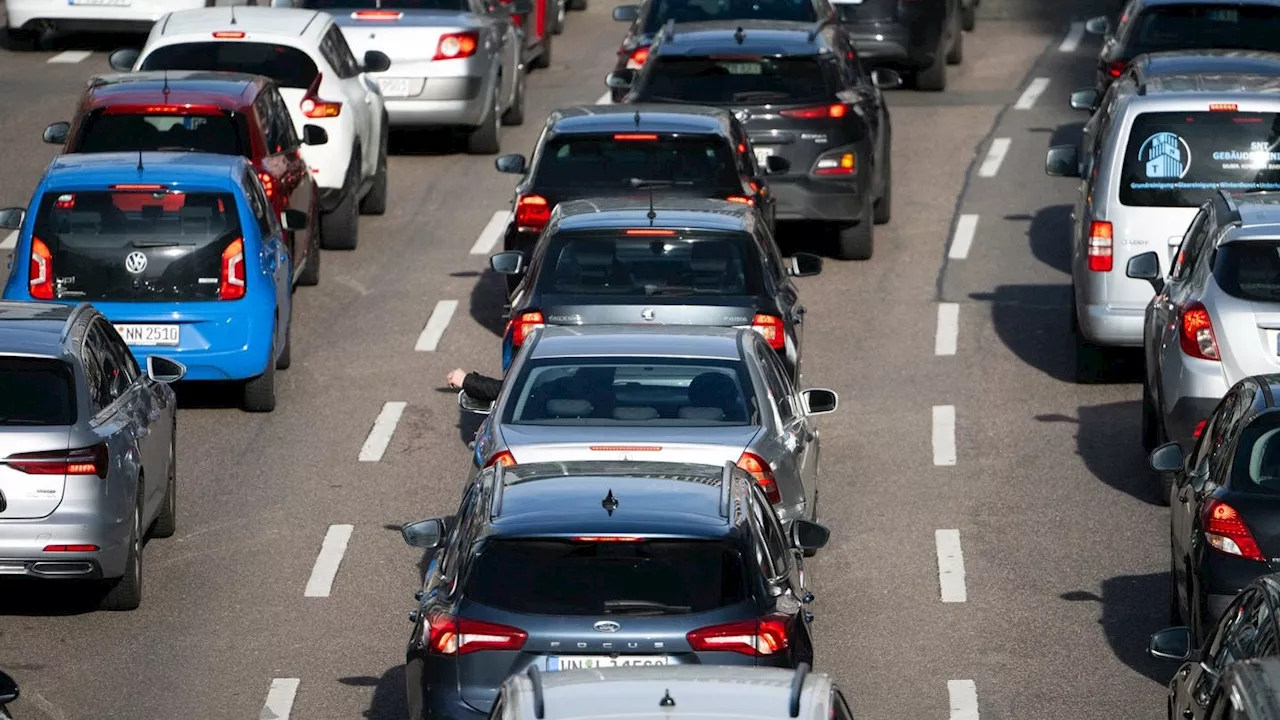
70 0 132 6
115 324 179 347
754 147 775 166
377 78 412 97
546 655 671 671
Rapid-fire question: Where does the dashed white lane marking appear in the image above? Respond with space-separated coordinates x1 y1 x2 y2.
596 91 612 105
358 401 406 462
977 138 1011 178
260 678 300 720
935 529 967 602
935 303 959 356
304 524 354 598
1014 77 1051 110
947 214 979 260
1 231 16 250
469 210 511 255
948 680 979 720
47 50 92 64
1059 21 1085 52
932 405 957 466
415 299 459 352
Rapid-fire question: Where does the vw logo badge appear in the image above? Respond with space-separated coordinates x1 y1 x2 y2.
734 109 751 123
593 621 621 633
124 251 148 275
641 308 655 322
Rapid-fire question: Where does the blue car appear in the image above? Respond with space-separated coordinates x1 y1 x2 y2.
0 152 300 412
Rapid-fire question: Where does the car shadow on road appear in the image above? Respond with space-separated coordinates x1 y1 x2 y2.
1061 572 1174 686
388 129 466 158
1006 204 1073 275
1035 401 1160 505
0 28 145 53
0 578 103 616
1027 121 1087 155
170 381 246 410
469 267 509 338
342 665 408 720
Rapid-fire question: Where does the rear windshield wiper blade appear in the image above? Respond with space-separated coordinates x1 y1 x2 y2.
603 599 693 615
731 90 790 102
646 286 700 296
131 240 180 248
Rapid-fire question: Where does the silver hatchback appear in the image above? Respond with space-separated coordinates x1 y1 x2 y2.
0 301 184 611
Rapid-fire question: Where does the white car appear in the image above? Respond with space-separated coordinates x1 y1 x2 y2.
4 0 206 49
107 6 392 250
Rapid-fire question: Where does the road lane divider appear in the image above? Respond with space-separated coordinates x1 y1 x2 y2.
947 214 979 260
48 50 92 63
932 405 956 466
415 300 459 352
1014 77 1050 110
935 303 959 356
470 211 511 255
304 524 354 598
948 680 979 720
261 678 299 720
358 401 407 462
596 91 612 105
977 138 1011 178
1 231 16 250
1058 21 1085 52
935 529 967 602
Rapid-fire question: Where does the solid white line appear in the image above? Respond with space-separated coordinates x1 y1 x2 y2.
303 524 354 598
47 50 92 64
596 91 612 105
1059 21 1085 52
1014 77 1051 110
935 303 959 356
0 231 16 250
948 680 979 720
933 405 956 466
977 138 1011 178
358 401 406 462
935 529 967 602
469 210 511 255
415 299 459 352
260 678 300 720
947 214 979 260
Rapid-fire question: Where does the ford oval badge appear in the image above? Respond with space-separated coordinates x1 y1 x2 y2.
593 620 621 633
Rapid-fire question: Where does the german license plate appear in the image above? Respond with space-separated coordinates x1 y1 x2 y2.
377 78 412 97
754 147 775 166
70 0 132 6
115 324 179 346
546 655 671 671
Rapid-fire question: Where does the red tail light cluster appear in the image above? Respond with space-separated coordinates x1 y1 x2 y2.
751 314 785 350
5 443 109 478
485 450 516 468
626 45 650 69
1179 302 1220 361
29 237 54 300
687 615 790 656
813 152 855 176
1087 221 1113 272
780 104 847 119
435 32 479 60
301 74 342 119
505 311 545 349
737 452 781 504
424 610 527 655
44 544 100 552
1203 499 1266 562
514 194 551 233
725 195 754 206
220 238 246 301
257 172 275 201
1106 60 1127 78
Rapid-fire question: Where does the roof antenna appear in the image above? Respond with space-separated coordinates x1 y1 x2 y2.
734 26 745 44
633 110 641 128
659 690 676 708
229 3 238 24
601 489 619 516
162 70 170 101
137 148 144 173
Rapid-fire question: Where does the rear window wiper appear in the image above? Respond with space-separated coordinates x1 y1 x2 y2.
731 90 792 102
646 286 700 296
131 240 181 248
603 599 693 615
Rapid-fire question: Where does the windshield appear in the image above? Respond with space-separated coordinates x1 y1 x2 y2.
33 190 243 302
642 0 817 32
1214 240 1280 302
540 233 764 296
75 109 249 156
466 538 749 615
639 56 832 105
1127 5 1280 55
1120 112 1280 207
140 42 319 89
0 357 75 426
536 133 740 189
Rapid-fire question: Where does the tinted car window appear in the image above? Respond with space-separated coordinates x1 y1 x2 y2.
536 133 740 189
0 357 75 425
1230 415 1280 494
1214 241 1280 301
1127 5 1280 55
1120 112 1280 207
541 233 763 296
503 358 758 425
33 189 243 302
465 538 750 615
141 42 319 89
76 109 250 156
642 0 817 32
641 56 832 105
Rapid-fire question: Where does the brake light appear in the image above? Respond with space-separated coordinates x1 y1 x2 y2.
624 228 674 236
687 616 789 656
29 237 54 300
573 536 645 542
1107 60 1126 78
1179 301 1220 361
220 237 246 300
434 32 479 60
109 184 166 191
514 194 551 233
43 544 100 552
613 133 658 141
1194 419 1207 438
737 452 780 504
1087 221 1113 272
505 311 545 348
814 152 856 175
425 611 527 655
54 194 75 209
257 172 275 201
1210 103 1238 112
1203 499 1266 562
212 31 245 39
300 74 342 119
726 195 754 205
751 314 785 351
6 443 109 479
485 450 516 468
626 45 650 69
780 104 847 119
352 9 403 20
101 104 225 116
589 445 662 451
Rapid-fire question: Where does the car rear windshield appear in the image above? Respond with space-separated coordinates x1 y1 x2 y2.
639 56 832 105
539 232 765 297
503 357 758 426
1213 241 1280 302
1127 5 1280 55
642 0 817 33
465 538 750 615
1231 415 1280 494
32 190 243 302
0 357 75 426
536 133 740 189
75 109 250 157
140 42 319 90
1119 112 1280 207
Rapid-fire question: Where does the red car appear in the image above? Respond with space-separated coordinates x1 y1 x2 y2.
43 70 328 288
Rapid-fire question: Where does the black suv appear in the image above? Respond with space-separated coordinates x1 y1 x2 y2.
398 460 830 720
609 21 897 260
834 0 963 91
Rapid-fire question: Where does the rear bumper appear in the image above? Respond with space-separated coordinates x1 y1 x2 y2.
844 17 947 68
6 0 204 32
96 304 276 382
0 485 132 580
1164 396 1223 453
1076 302 1144 347
769 176 865 223
384 77 489 128
1198 551 1272 625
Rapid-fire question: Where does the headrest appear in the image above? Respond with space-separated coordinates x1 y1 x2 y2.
613 406 659 421
678 406 725 421
546 398 593 418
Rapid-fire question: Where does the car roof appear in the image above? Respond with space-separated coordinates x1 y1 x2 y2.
85 71 264 109
650 20 832 57
1134 50 1280 79
548 104 732 136
554 197 754 234
528 326 747 360
155 6 329 39
43 151 246 190
0 301 81 355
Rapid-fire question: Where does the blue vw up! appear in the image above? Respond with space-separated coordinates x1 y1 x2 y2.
0 152 299 412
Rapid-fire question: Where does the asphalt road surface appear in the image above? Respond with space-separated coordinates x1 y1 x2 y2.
0 0 1170 718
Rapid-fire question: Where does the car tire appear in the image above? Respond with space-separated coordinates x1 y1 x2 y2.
150 437 177 539
320 187 359 250
502 69 526 126
98 492 143 611
466 85 502 155
531 31 552 69
873 146 892 225
803 489 819 557
359 120 389 216
243 336 278 413
914 54 947 91
4 26 38 51
550 0 566 34
962 1 976 31
835 198 874 260
946 15 963 64
276 312 292 370
297 229 321 286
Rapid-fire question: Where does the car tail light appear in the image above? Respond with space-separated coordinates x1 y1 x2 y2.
434 32 479 60
101 104 225 116
737 452 781 504
1203 499 1266 562
751 314 785 350
257 172 275 201
352 9 403 20
29 237 54 300
1210 103 1238 112
726 196 754 205
813 152 856 175
425 610 527 655
624 229 675 236
43 544 100 552
687 615 789 656
300 74 342 119
1107 60 1126 78
54 194 75 209
1194 419 1208 438
485 450 516 468
505 311 545 348
5 443 109 479
573 535 644 542
514 194 551 233
212 31 246 39
626 46 650 69
614 133 658 141
779 104 847 119
220 237 246 300
1087 221 1112 272
1179 301 1220 361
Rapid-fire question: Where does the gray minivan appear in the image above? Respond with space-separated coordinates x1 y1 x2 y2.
1045 51 1280 381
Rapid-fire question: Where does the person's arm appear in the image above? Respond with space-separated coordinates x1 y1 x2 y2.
462 372 503 403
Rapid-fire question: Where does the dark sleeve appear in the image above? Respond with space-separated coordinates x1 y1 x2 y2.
462 372 503 403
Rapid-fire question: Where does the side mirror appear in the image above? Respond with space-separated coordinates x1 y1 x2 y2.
1084 15 1109 35
870 68 903 90
789 252 822 277
400 518 446 549
146 355 187 384
1045 145 1080 178
606 69 636 90
800 388 838 416
108 47 140 72
1149 441 1185 474
1069 88 1098 112
1126 251 1164 293
362 50 392 73
1148 627 1193 662
43 121 70 145
613 4 640 20
490 250 525 275
459 390 495 415
0 207 25 231
302 124 328 146
510 0 534 14
0 670 17 706
494 153 527 174
764 155 791 175
282 208 308 232
791 519 830 551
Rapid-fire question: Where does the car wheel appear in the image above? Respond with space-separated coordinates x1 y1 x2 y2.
914 53 947 91
803 489 819 557
243 335 278 413
276 311 292 370
297 227 321 286
4 26 38 51
873 143 892 225
466 84 502 155
946 13 963 64
98 492 143 611
150 437 177 539
835 197 874 260
567 0 587 10
962 1 976 31
501 69 526 126
319 187 359 250
359 120 389 216
551 0 566 34
531 30 552 69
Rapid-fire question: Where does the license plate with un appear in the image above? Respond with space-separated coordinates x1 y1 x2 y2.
377 78 413 98
115 324 179 347
754 147 775 166
546 655 671 671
